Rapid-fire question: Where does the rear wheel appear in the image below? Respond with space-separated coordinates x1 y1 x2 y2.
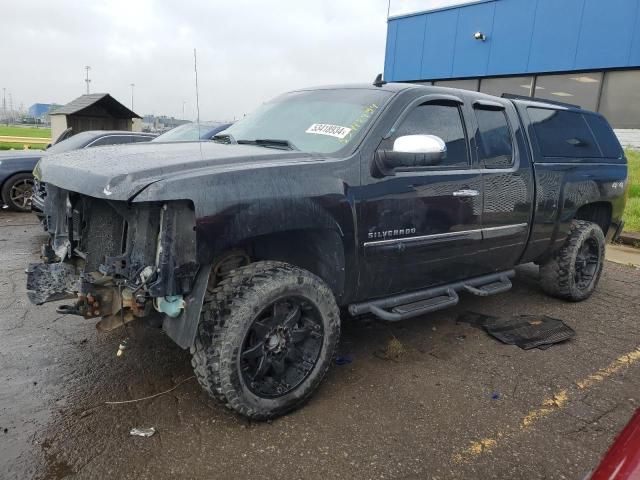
1 173 34 212
191 261 340 420
539 220 605 301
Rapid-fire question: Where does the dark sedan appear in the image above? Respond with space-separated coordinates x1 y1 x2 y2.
0 130 155 212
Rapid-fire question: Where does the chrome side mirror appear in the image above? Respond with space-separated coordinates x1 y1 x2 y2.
392 134 447 157
373 135 447 177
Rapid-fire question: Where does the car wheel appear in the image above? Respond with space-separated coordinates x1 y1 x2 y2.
1 173 35 212
539 220 605 301
191 261 340 420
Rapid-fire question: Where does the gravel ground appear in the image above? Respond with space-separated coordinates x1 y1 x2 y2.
1 211 639 480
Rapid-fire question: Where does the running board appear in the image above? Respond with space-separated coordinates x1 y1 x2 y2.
348 270 515 322
463 275 512 297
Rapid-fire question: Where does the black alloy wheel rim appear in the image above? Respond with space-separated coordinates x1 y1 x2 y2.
574 237 600 290
240 296 324 398
10 178 34 209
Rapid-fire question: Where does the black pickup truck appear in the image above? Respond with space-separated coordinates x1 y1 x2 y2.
27 82 628 419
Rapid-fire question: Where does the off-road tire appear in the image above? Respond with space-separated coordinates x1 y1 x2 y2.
539 220 605 301
191 261 340 420
1 173 34 212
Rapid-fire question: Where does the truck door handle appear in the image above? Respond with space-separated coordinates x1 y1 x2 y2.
452 189 479 197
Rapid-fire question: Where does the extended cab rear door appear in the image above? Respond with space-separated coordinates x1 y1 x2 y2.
465 97 535 272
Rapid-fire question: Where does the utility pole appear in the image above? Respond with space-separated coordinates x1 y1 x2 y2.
8 93 13 124
130 83 135 111
2 88 6 126
182 100 186 120
85 66 91 94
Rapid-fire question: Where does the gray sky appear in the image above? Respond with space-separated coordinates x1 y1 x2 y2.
1 1 449 121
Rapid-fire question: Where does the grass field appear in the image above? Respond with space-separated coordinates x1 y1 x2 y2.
0 142 47 151
623 149 640 232
0 126 51 138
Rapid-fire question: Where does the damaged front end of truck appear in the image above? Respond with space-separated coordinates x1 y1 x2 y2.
26 185 201 340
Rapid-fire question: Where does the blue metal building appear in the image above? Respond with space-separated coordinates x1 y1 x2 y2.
384 0 640 128
28 103 60 120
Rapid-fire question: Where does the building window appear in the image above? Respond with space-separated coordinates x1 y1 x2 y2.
598 70 640 129
479 77 533 97
533 72 602 111
474 107 513 168
391 103 469 168
433 79 479 91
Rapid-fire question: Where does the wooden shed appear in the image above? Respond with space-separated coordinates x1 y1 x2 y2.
50 93 142 143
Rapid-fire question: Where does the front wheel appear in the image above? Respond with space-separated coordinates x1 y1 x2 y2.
191 261 340 420
1 173 34 212
539 220 605 301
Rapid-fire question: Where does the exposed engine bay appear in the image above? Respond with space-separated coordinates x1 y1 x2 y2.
27 185 199 332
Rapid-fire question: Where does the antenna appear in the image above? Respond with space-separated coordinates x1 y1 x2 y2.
373 73 386 87
193 48 202 148
85 66 91 94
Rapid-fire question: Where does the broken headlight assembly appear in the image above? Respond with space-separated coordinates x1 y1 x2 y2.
27 190 199 330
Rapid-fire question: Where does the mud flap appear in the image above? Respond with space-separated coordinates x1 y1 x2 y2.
162 264 211 349
26 262 78 305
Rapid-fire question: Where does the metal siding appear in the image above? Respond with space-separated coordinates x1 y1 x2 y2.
384 0 640 80
486 0 536 75
575 0 639 69
527 0 585 73
384 21 398 81
393 15 427 80
451 1 496 77
630 1 640 65
420 9 459 79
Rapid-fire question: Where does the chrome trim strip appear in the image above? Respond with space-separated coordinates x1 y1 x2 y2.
363 223 528 247
483 223 528 232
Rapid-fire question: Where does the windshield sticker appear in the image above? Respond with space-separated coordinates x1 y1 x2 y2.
338 103 380 144
306 124 352 139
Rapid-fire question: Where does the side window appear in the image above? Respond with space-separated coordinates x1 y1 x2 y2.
88 136 132 147
528 107 600 158
132 135 153 144
584 114 622 159
391 103 469 168
474 107 513 168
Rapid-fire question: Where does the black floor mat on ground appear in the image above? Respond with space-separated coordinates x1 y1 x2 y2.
457 312 575 350
482 315 575 350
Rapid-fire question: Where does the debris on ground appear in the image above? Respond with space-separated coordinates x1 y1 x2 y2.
105 376 195 405
335 355 353 365
130 427 156 437
457 312 575 350
484 315 575 350
456 311 498 329
116 340 128 357
375 336 407 362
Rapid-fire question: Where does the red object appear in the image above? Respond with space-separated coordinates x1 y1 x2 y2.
590 409 640 480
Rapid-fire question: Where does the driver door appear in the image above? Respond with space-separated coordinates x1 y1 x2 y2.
356 98 485 298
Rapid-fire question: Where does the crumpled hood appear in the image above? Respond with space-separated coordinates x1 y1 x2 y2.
37 141 314 201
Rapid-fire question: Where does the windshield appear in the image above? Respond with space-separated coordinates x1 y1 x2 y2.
218 88 392 154
46 131 96 154
153 122 229 142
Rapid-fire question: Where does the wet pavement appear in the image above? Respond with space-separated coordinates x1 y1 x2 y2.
1 211 639 479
